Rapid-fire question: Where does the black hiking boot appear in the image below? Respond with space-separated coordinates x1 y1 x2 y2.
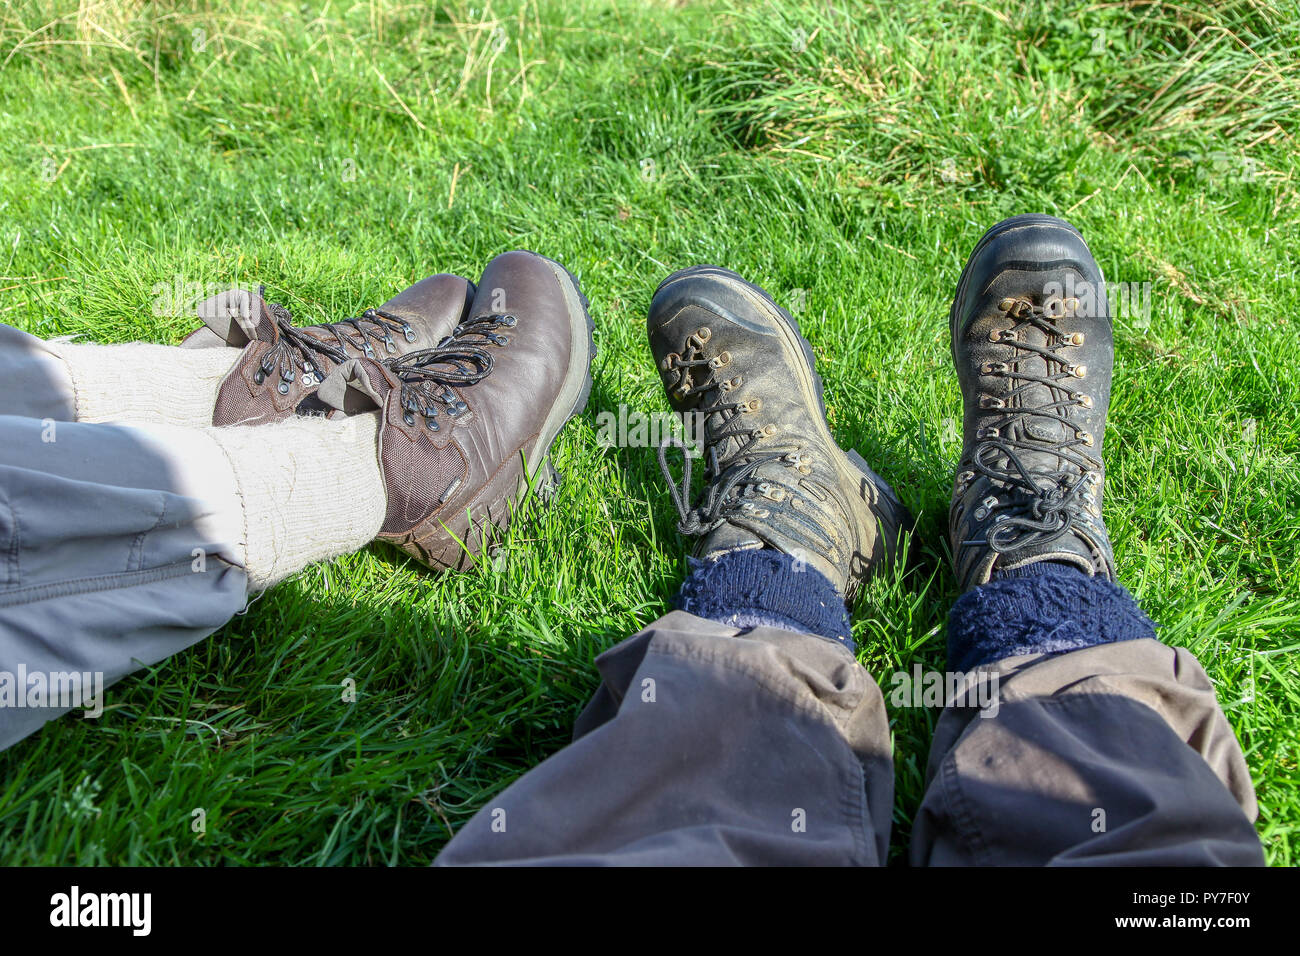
949 214 1116 590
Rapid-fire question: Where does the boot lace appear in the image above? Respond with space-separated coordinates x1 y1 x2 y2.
657 327 811 537
253 286 424 392
972 295 1100 552
383 313 517 430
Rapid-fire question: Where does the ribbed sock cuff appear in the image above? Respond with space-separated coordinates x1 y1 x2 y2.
947 563 1156 672
53 340 238 426
675 548 854 651
207 412 386 591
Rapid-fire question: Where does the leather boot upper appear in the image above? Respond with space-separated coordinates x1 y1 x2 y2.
317 251 594 571
949 215 1116 590
649 266 910 601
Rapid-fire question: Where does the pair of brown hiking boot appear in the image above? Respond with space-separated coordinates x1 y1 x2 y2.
187 251 594 571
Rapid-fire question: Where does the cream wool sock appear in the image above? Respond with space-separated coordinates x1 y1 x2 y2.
206 412 386 591
52 340 240 426
128 412 386 592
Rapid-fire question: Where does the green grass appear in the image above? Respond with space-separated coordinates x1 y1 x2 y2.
0 0 1297 865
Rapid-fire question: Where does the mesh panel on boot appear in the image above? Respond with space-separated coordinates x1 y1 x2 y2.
380 435 468 533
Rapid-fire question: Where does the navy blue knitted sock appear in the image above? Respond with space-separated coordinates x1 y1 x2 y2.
947 562 1156 672
675 548 854 651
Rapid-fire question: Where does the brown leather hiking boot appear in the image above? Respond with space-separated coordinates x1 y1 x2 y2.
648 265 911 602
185 274 475 426
316 251 595 571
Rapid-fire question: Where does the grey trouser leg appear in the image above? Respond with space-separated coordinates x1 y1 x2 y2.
0 325 247 750
910 638 1265 865
436 610 894 865
0 323 78 421
438 613 1262 865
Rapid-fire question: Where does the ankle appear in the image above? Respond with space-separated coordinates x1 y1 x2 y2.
207 411 386 591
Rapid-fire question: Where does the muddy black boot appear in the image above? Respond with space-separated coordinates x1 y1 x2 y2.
649 266 910 604
949 214 1116 589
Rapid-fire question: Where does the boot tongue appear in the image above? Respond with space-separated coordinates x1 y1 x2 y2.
697 515 844 592
195 289 277 346
317 357 395 413
1014 320 1069 447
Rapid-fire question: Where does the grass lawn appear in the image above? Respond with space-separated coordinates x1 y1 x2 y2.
0 0 1296 865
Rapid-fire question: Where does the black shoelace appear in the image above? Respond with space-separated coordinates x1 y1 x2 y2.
973 298 1098 552
254 287 420 392
657 331 808 537
383 313 517 430
659 439 800 535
